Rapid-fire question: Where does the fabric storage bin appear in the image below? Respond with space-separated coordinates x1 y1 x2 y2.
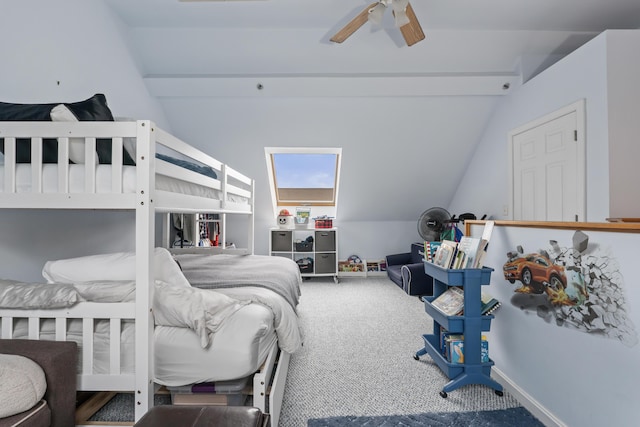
315 230 336 252
315 253 336 274
271 230 292 251
296 257 314 273
295 240 313 252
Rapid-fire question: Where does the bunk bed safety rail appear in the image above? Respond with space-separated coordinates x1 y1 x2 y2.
151 123 253 210
0 302 137 390
0 121 253 211
0 121 130 195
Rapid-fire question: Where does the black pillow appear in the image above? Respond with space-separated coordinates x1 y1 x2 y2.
156 153 217 179
0 94 135 165
0 98 61 163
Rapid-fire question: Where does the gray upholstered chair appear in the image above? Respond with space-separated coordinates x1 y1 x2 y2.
386 243 433 297
0 339 77 427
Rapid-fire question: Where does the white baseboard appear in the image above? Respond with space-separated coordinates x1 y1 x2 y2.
492 367 567 427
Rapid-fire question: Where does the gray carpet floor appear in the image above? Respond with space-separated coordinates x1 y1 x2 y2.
278 277 529 426
90 276 538 426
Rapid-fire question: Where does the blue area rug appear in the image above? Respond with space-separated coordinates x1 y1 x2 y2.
308 407 544 426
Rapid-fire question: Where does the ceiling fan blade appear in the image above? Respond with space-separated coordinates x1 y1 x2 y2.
330 2 379 43
397 2 425 46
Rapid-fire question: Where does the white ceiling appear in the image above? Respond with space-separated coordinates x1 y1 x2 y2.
107 0 640 32
104 0 640 85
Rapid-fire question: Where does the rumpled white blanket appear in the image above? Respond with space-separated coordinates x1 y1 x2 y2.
0 279 249 349
152 281 250 348
215 286 303 353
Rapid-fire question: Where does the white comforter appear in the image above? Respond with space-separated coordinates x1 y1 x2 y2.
0 279 249 349
215 286 302 353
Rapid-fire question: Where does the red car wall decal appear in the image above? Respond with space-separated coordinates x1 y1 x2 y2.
501 230 637 347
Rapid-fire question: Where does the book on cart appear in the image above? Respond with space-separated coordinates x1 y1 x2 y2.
473 220 495 268
433 240 458 269
445 334 489 364
435 288 500 317
423 241 442 262
431 286 465 316
480 292 501 315
456 236 482 269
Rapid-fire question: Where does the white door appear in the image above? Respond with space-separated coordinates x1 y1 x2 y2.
509 100 586 221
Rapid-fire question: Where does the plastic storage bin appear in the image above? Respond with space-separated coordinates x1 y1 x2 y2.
314 218 333 228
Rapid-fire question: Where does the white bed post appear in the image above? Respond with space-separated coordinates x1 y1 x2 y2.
249 179 255 254
134 120 156 422
220 164 227 248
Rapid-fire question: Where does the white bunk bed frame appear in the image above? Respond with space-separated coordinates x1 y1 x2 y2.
0 121 287 425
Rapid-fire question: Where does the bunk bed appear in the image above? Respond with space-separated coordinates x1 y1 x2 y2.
0 96 299 425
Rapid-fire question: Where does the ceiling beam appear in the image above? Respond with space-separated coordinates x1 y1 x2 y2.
144 73 519 98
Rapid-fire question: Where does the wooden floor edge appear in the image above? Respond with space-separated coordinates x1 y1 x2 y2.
75 391 119 425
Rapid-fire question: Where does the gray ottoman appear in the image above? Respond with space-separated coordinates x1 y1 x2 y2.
134 405 269 427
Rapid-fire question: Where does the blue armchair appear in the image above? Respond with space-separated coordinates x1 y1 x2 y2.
386 243 433 296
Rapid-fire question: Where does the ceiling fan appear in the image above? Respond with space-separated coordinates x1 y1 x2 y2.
330 0 425 47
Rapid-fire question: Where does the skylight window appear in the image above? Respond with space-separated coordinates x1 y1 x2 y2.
265 147 342 213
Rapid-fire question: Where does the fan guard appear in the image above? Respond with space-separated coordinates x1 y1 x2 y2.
417 207 452 241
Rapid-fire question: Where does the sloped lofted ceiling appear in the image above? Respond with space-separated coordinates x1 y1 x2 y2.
103 0 640 222
105 0 640 79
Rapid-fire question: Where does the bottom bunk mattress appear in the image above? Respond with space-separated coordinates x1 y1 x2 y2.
154 300 277 386
3 288 278 386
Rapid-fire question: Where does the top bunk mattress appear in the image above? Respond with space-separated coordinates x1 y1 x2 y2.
0 163 250 206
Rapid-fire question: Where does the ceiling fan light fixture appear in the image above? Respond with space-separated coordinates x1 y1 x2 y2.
393 9 410 27
391 0 410 27
330 0 424 46
367 3 386 26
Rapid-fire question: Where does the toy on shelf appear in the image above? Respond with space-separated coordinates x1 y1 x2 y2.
277 209 294 229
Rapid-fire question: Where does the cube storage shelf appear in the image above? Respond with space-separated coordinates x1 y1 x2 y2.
269 228 338 283
414 262 503 398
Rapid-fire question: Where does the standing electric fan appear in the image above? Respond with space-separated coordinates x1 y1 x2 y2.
417 207 455 241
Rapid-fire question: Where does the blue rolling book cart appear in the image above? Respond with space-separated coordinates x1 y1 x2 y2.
414 261 503 398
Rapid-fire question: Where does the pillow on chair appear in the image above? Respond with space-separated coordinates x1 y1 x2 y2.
0 354 46 418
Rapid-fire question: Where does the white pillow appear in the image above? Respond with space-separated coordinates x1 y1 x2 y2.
73 280 136 303
0 354 47 418
50 104 98 165
0 279 80 308
115 117 138 162
42 247 191 288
